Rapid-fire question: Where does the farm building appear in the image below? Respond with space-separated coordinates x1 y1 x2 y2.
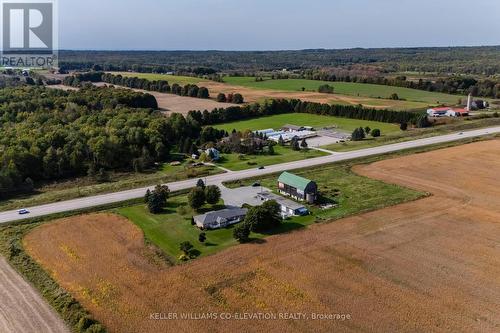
427 107 469 117
427 107 451 117
254 127 318 143
255 129 275 136
257 192 309 217
446 108 469 117
278 172 318 204
268 130 317 143
194 208 248 230
205 148 221 161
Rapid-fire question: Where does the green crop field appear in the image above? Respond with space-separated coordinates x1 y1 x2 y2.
224 77 465 105
213 113 400 134
110 72 206 85
217 145 328 171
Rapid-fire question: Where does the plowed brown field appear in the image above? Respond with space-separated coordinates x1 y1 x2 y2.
24 141 500 333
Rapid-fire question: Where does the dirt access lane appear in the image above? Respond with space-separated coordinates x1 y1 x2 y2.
24 140 500 333
0 257 69 333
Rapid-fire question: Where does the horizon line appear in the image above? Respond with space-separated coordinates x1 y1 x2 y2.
57 44 500 53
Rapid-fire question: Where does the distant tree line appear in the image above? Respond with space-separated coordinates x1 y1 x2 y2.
101 73 212 99
56 46 500 75
63 72 245 103
301 72 500 99
216 92 244 104
188 99 421 127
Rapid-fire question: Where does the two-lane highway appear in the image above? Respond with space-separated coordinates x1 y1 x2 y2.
1 126 498 224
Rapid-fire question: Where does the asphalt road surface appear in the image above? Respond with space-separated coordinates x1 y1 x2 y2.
0 126 498 224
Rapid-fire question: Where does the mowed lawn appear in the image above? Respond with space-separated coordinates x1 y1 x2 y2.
217 145 328 171
227 162 424 222
224 77 464 105
117 197 236 260
214 113 400 134
117 159 424 262
109 72 206 85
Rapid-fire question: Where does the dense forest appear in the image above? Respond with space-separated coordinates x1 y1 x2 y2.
57 47 500 75
0 86 197 198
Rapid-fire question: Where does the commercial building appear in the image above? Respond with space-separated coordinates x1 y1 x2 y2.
278 172 318 204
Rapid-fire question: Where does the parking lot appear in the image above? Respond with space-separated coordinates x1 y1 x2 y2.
304 129 351 147
219 184 271 208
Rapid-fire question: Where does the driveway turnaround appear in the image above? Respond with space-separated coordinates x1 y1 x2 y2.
219 184 271 208
0 126 499 224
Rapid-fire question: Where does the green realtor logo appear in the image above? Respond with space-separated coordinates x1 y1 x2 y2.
1 0 57 68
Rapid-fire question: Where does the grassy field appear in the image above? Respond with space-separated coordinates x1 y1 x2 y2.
213 113 400 134
109 72 206 85
224 77 466 105
323 116 500 152
225 160 425 222
118 197 233 259
118 156 424 261
217 145 328 171
0 159 221 212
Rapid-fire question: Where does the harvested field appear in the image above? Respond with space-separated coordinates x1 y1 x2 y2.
202 81 428 110
93 83 239 115
0 257 69 333
148 90 239 115
48 83 238 116
47 75 427 112
24 141 500 333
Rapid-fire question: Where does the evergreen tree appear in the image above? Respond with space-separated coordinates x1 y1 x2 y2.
205 185 221 205
147 192 164 214
199 232 207 243
188 187 206 211
233 223 251 243
196 179 206 189
216 93 227 102
300 138 308 149
351 127 366 141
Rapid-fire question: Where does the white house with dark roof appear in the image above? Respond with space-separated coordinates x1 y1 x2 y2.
194 208 248 230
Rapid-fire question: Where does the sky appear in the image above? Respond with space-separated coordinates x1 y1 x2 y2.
60 0 500 50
